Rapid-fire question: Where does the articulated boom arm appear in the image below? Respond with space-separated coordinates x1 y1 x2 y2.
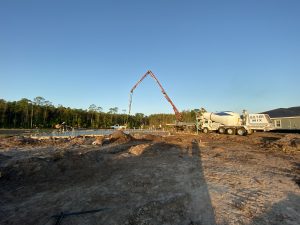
129 70 183 122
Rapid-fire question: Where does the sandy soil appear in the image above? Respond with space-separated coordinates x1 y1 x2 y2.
0 131 299 225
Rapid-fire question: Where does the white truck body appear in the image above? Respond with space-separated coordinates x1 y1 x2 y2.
197 110 274 135
202 111 241 126
110 124 127 130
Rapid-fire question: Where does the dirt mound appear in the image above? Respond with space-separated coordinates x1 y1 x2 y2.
258 134 300 152
275 134 300 151
0 136 40 148
139 134 163 142
108 130 134 144
68 136 95 146
92 136 105 145
0 132 133 150
129 144 151 156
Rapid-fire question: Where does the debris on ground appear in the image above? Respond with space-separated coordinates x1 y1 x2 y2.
0 132 300 225
129 143 151 156
108 130 134 144
258 133 300 153
0 136 40 148
274 134 300 151
92 136 105 145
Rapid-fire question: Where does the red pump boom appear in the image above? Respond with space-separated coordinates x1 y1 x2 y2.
128 70 183 122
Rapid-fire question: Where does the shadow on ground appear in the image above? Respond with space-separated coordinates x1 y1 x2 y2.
250 193 300 225
0 138 217 225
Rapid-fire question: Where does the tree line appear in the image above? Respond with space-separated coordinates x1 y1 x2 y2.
0 97 198 129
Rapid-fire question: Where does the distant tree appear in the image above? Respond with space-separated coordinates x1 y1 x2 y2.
88 104 96 128
109 107 118 114
34 96 45 106
88 104 97 112
0 99 7 128
122 109 127 124
134 113 145 128
0 97 199 130
97 106 103 112
43 100 53 127
17 98 30 128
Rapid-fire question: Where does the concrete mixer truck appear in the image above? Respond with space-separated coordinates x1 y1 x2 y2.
196 108 274 135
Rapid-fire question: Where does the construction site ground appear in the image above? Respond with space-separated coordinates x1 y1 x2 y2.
0 131 299 225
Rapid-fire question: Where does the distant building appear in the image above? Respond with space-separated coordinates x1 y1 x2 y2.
262 106 300 131
271 116 300 130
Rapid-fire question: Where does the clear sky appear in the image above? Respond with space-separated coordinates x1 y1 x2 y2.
1 0 299 115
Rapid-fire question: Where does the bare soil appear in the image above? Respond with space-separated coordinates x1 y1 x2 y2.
0 132 299 225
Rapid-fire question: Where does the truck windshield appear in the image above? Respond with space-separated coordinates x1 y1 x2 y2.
265 115 272 123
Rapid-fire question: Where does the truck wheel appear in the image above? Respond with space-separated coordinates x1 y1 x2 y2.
218 127 225 134
237 127 246 136
203 127 209 134
226 128 235 135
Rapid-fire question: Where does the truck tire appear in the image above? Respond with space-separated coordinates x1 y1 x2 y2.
203 127 209 134
226 128 235 135
237 127 246 136
218 127 225 134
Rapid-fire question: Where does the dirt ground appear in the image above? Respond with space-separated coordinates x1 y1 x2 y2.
0 131 299 225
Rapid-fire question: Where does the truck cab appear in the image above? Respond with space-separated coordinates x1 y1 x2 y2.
244 113 274 131
201 119 222 133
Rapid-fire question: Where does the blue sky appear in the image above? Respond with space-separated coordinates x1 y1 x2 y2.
0 0 299 115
